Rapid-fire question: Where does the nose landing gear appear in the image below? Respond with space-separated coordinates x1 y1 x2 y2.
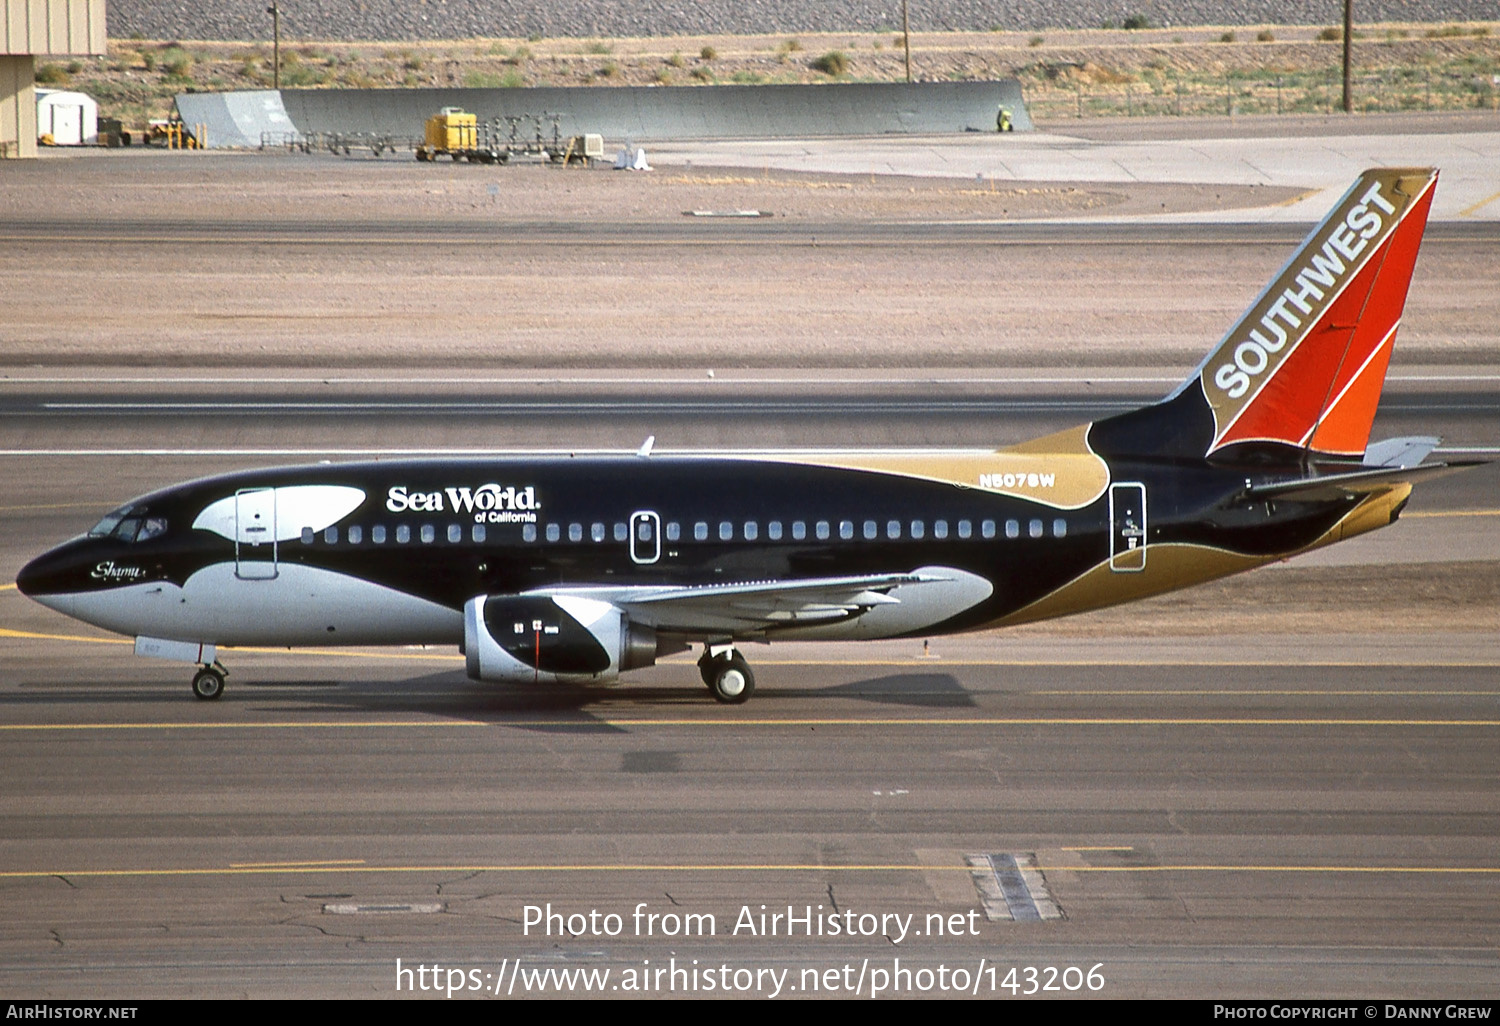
191 661 228 700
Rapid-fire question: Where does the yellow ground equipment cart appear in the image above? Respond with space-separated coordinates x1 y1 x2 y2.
416 107 479 162
414 108 601 166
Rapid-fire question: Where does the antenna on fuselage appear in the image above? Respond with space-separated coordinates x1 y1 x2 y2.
636 435 656 459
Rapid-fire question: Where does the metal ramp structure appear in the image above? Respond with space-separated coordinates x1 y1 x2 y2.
175 80 1032 150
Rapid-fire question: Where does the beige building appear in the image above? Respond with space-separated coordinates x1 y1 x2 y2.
2 0 106 157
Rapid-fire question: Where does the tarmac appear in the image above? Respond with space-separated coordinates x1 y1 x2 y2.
647 110 1500 221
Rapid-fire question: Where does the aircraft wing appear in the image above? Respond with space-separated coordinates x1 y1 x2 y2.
533 571 952 634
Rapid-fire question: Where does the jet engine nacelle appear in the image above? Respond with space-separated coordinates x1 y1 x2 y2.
464 594 656 684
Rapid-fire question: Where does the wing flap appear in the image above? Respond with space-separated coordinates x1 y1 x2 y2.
528 572 951 634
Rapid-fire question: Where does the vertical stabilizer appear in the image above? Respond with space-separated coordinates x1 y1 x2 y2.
1195 168 1438 459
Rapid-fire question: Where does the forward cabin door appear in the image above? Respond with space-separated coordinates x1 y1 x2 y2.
1109 482 1147 572
234 487 279 579
629 510 661 565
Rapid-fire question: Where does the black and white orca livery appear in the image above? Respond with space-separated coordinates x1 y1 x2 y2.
18 168 1475 703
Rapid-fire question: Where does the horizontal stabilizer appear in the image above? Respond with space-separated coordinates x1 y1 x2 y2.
1362 435 1440 469
1242 460 1480 502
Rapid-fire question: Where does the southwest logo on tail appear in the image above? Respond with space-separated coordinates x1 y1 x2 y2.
1195 168 1438 459
16 167 1481 704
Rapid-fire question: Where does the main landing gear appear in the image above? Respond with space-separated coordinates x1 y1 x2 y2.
191 661 228 701
697 644 755 704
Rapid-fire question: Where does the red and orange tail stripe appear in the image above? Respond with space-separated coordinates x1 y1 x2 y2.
1199 168 1439 458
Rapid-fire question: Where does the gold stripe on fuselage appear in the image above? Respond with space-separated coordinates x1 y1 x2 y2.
989 484 1412 628
769 424 1111 511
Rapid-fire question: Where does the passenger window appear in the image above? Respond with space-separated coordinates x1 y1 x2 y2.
934 519 948 539
396 525 411 544
1029 519 1044 539
792 521 807 541
546 523 560 543
839 521 854 540
911 520 924 539
591 523 606 543
472 524 487 543
522 523 536 543
1006 519 1020 539
348 525 362 545
982 520 996 539
887 520 901 540
768 521 782 540
301 526 315 545
568 523 582 542
1052 518 1067 538
445 524 460 543
958 519 972 539
860 520 875 540
666 521 681 542
719 521 733 541
816 521 831 540
744 521 758 541
325 526 339 544
614 522 627 542
694 522 708 541
372 525 387 544
420 524 435 544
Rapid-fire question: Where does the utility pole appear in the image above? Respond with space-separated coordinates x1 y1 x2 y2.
901 0 912 83
267 3 281 90
1342 0 1353 112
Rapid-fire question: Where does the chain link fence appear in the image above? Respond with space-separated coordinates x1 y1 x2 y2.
1027 66 1499 119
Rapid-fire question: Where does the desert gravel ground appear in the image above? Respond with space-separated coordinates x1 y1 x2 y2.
1 150 1495 370
106 0 1499 41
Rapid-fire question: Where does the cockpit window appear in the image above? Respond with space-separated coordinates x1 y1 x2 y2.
88 506 133 538
87 507 167 543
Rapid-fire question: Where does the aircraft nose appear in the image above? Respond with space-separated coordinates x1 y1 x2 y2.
15 542 86 612
16 550 53 597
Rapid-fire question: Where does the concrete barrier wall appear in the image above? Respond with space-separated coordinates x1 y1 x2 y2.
177 80 1031 148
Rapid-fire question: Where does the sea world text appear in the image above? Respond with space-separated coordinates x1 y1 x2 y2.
387 484 539 515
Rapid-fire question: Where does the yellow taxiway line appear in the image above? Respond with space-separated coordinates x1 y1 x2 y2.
0 716 1496 732
1458 189 1500 218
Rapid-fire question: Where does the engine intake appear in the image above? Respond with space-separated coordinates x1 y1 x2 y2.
464 594 656 684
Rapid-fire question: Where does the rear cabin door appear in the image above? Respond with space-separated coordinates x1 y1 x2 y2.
235 487 279 579
1109 482 1147 572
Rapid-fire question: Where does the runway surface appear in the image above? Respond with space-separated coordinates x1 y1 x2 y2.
1 381 1496 999
1 637 1497 998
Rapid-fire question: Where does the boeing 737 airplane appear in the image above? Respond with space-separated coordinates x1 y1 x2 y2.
17 167 1474 704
